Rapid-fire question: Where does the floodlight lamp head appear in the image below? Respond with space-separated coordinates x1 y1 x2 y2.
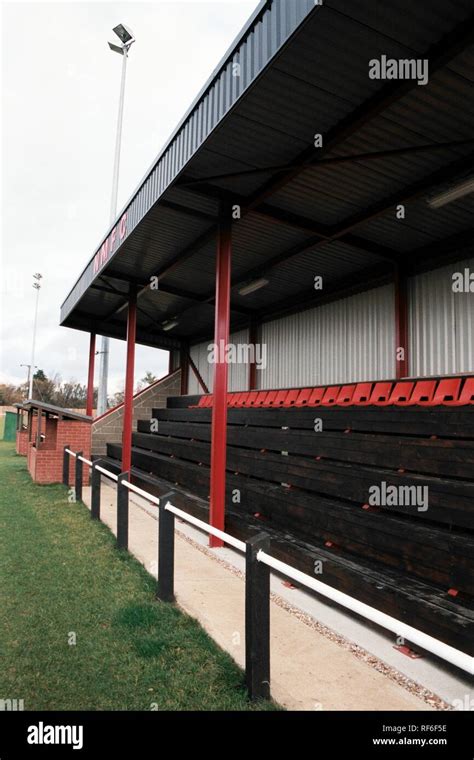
113 23 135 46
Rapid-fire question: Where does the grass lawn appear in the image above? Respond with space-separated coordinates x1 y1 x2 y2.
0 442 276 711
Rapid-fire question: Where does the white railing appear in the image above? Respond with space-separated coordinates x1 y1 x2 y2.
122 479 160 505
257 551 473 676
63 447 474 678
165 502 246 552
95 464 118 482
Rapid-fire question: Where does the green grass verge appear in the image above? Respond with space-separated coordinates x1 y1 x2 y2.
0 442 276 711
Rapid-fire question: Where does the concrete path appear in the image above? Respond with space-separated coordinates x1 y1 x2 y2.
82 481 440 711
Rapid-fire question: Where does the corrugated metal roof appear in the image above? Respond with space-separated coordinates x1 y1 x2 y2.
60 0 474 350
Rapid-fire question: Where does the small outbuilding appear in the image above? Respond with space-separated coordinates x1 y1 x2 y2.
16 401 92 486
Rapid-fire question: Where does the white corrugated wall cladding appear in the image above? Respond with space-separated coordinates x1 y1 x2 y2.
258 285 396 388
188 329 250 394
408 258 474 377
187 266 474 395
188 342 212 395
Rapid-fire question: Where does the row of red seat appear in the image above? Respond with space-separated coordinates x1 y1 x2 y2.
194 377 474 408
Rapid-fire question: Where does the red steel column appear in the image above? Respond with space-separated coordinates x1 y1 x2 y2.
122 287 137 474
86 333 96 417
394 267 409 379
209 213 232 548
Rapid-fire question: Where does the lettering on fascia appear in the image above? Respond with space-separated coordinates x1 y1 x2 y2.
93 212 128 275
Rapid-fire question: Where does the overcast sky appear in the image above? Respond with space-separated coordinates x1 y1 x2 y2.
1 0 258 393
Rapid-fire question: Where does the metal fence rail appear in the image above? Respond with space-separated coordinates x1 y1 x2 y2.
165 502 246 553
62 446 474 699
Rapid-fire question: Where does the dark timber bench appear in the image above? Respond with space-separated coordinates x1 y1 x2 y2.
102 399 474 657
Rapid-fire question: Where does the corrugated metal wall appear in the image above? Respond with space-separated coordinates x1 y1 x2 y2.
408 257 474 377
186 264 474 396
188 328 250 394
258 285 395 388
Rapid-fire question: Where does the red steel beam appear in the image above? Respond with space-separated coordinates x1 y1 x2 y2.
188 351 209 394
394 267 409 379
209 214 232 548
86 333 96 417
122 287 137 474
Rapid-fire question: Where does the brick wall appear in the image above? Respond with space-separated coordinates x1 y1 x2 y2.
16 430 29 456
27 419 91 486
57 419 92 486
16 414 36 455
91 370 181 457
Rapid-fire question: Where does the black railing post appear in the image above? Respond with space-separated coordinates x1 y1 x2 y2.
157 493 176 603
117 472 129 550
62 445 70 486
75 452 83 503
90 459 103 521
245 533 271 701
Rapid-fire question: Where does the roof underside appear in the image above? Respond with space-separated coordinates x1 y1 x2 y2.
61 0 474 350
20 401 92 421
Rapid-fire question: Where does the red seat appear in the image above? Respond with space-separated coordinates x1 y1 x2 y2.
271 391 289 407
350 383 373 406
233 392 249 407
335 385 356 405
443 377 474 406
294 388 312 406
387 381 415 406
424 378 462 405
263 391 278 406
320 386 341 406
406 380 437 406
307 387 326 406
368 382 393 405
283 389 300 406
242 391 260 407
197 395 211 407
227 393 241 407
254 391 269 406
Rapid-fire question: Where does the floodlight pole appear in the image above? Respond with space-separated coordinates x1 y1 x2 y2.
29 275 42 400
97 33 134 415
86 333 96 416
21 364 37 400
110 46 129 224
